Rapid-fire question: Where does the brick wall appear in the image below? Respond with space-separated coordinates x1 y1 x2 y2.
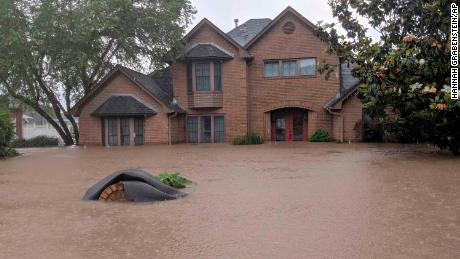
342 94 363 141
172 23 248 142
246 13 340 140
170 114 186 143
331 114 343 142
78 72 171 145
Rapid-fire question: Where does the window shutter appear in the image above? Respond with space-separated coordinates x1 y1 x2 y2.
214 62 222 91
187 63 193 93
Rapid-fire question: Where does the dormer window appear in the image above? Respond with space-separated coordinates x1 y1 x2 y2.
182 43 231 94
186 61 223 93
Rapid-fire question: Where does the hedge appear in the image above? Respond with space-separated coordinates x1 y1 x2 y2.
232 132 264 145
10 136 59 148
309 128 330 142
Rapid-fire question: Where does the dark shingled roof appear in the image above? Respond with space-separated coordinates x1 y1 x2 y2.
227 18 272 46
183 44 233 60
324 62 360 109
340 62 360 91
149 67 173 97
91 96 156 117
71 65 185 116
119 66 185 113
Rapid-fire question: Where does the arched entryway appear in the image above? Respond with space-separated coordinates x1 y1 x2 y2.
270 107 308 141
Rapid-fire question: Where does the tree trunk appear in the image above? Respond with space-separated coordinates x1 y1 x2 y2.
33 71 76 145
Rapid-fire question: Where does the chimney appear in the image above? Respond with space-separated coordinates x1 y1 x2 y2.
234 18 239 28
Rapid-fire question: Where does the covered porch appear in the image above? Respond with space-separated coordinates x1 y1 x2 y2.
91 95 156 146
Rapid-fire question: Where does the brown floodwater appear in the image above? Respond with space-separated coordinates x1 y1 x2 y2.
0 143 459 258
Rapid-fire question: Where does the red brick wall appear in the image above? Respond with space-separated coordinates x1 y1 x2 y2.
246 13 340 140
342 94 363 141
170 114 186 143
331 114 343 142
172 23 248 142
78 72 171 145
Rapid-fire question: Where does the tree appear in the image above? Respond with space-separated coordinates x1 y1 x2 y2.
0 0 195 145
316 0 459 154
0 107 18 158
0 95 9 109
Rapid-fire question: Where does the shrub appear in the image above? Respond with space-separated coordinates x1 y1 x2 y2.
309 128 330 142
232 132 264 145
0 108 17 158
10 135 59 148
157 172 192 189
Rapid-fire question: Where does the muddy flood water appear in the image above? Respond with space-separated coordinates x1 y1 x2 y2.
0 143 459 258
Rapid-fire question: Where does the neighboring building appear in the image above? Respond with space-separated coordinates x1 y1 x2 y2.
21 113 77 142
71 6 362 146
8 107 78 144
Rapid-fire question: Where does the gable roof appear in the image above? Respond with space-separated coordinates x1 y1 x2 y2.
227 18 272 46
71 65 185 116
184 18 251 58
244 6 318 48
149 67 173 97
340 62 360 91
119 66 173 108
91 96 156 117
324 84 359 110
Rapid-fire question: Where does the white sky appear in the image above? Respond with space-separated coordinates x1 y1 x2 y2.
187 0 380 41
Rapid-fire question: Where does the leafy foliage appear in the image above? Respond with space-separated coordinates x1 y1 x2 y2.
157 172 192 189
309 128 330 142
0 0 195 145
10 135 59 148
0 95 9 110
0 108 18 158
232 132 264 145
317 0 459 154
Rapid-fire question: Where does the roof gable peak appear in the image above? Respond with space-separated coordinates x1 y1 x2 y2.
71 65 183 116
244 6 317 48
185 18 242 49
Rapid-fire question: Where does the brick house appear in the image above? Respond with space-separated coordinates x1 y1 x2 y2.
71 6 362 146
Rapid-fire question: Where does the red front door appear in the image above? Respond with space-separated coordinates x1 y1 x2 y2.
271 109 308 142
